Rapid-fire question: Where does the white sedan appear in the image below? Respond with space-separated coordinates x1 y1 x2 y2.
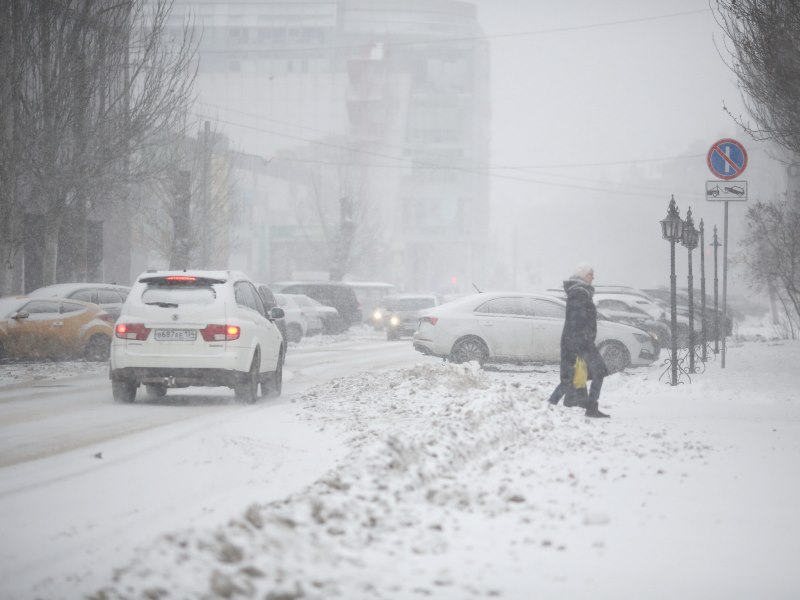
412 292 659 372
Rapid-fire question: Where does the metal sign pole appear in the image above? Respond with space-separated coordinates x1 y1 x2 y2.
721 201 729 368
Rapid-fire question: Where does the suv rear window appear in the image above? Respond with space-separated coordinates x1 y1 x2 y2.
140 276 221 306
142 287 216 306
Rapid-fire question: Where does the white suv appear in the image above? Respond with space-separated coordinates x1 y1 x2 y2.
110 270 285 403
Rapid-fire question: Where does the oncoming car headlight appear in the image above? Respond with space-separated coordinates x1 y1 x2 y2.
372 310 383 321
389 315 400 326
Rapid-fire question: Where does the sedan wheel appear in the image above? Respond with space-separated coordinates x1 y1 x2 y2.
599 341 630 374
85 334 111 361
450 337 488 365
235 353 259 404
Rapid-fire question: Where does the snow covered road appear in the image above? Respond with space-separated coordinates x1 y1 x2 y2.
0 333 429 599
2 333 799 600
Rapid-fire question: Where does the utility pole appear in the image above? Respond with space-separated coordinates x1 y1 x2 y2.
170 170 192 269
201 120 210 268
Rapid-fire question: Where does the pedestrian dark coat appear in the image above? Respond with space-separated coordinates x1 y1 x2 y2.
559 277 609 385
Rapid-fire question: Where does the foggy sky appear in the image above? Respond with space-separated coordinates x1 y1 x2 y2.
472 0 784 298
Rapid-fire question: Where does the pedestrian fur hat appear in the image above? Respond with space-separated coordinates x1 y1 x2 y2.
573 262 594 278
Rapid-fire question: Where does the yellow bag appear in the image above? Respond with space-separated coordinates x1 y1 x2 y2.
573 356 588 389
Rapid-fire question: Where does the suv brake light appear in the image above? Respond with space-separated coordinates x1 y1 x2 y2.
421 316 438 326
116 323 150 340
201 324 241 341
165 275 197 282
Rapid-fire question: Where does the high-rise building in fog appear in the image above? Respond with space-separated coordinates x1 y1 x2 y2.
166 0 490 293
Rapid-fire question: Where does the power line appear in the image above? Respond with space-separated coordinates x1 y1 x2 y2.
193 112 704 200
196 101 708 171
187 8 711 55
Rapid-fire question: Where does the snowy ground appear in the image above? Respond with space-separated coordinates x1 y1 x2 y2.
3 321 799 599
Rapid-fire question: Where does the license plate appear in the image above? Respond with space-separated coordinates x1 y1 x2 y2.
154 328 197 342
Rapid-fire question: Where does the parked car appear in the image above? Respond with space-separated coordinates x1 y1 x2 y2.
413 292 659 372
274 293 315 342
644 287 733 338
288 293 346 334
0 295 114 361
110 270 285 403
28 282 131 320
255 283 288 350
345 281 397 326
593 297 670 350
271 281 362 327
379 294 440 340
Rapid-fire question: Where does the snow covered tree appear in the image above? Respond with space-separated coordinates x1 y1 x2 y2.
739 192 800 337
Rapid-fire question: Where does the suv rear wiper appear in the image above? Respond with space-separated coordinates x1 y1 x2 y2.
145 301 179 308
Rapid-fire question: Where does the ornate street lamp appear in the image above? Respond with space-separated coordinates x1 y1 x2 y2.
711 226 722 354
681 208 699 374
699 219 708 362
660 196 685 386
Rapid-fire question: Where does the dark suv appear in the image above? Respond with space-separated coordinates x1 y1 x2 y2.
271 282 362 327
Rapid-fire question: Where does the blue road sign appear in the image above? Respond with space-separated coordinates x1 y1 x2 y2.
707 139 747 180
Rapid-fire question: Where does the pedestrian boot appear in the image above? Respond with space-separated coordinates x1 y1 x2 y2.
564 387 589 408
585 402 610 418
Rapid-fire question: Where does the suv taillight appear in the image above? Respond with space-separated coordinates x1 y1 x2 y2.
200 324 241 341
116 323 150 340
421 316 438 326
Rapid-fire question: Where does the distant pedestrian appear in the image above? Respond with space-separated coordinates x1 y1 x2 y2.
547 263 610 418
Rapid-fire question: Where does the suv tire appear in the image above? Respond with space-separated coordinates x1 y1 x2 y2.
287 323 303 344
146 383 168 398
261 349 284 398
112 380 137 403
235 352 259 404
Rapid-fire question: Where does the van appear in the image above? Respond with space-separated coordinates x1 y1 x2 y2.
271 281 362 327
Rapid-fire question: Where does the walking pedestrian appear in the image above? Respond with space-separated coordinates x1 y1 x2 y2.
547 263 610 418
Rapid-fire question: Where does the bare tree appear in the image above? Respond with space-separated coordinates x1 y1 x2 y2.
133 124 236 269
0 0 197 291
285 144 386 281
738 192 800 337
715 0 800 155
0 1 35 295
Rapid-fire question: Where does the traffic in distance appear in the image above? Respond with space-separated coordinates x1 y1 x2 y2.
1 274 734 401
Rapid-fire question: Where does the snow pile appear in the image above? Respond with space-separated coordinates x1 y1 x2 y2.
0 359 106 386
94 360 700 599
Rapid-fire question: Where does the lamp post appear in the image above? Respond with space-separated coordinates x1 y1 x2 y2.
699 219 708 362
660 196 684 386
681 208 699 374
711 225 722 353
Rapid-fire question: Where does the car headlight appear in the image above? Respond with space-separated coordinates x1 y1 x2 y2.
372 310 383 321
389 315 400 326
633 332 653 344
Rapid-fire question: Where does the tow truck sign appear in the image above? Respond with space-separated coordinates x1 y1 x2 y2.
706 180 748 202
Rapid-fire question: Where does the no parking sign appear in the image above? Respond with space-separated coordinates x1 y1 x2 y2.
707 139 747 180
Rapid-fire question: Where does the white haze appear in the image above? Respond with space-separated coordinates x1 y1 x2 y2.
472 0 784 296
188 0 782 303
